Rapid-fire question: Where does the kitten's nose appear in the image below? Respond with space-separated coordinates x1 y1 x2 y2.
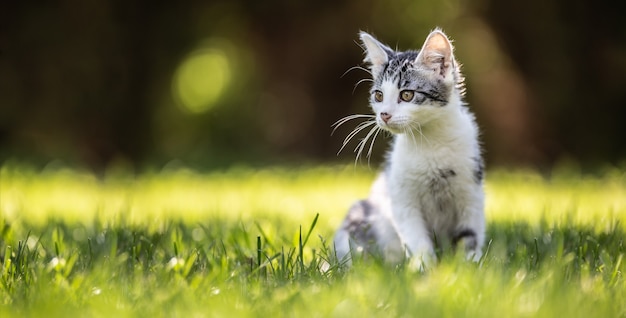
380 112 391 123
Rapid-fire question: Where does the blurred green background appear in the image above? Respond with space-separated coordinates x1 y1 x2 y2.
2 0 625 171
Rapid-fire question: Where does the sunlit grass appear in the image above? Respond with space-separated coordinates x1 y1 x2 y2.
1 164 625 316
486 168 626 228
1 165 375 232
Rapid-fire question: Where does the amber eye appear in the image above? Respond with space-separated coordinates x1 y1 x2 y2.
400 90 415 102
373 90 383 102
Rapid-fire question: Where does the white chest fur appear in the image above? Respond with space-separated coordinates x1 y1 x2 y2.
385 105 485 269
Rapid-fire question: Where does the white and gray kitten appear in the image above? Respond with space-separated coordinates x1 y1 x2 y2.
334 29 485 271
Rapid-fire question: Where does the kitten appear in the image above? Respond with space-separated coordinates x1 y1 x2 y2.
333 29 485 271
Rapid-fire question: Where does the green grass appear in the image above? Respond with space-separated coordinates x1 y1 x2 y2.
1 164 625 317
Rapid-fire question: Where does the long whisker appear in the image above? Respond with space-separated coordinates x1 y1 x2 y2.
354 124 380 164
353 128 372 164
366 126 381 161
410 121 430 146
337 120 377 155
406 125 418 148
344 120 376 142
341 65 372 78
352 78 374 94
416 122 430 146
331 114 375 135
342 121 376 147
331 114 375 128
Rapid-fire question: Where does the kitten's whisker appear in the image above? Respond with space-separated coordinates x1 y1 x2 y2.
331 114 375 135
337 120 377 155
410 122 431 146
409 124 420 147
331 114 374 128
343 121 376 146
416 122 430 145
366 126 381 162
354 124 379 164
341 65 372 78
352 78 374 94
353 128 370 161
406 126 418 148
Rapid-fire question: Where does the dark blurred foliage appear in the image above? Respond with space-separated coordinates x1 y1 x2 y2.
1 0 625 171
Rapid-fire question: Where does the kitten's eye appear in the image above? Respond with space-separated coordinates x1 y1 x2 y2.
373 90 383 102
400 90 415 102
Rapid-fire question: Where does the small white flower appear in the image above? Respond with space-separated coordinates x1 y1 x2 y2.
47 257 66 271
167 257 185 270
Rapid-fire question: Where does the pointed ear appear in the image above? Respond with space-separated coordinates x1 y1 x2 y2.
415 29 455 78
359 31 392 69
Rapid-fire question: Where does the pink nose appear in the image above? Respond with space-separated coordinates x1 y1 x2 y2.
380 112 391 123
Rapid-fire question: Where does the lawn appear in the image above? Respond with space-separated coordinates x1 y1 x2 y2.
1 163 625 317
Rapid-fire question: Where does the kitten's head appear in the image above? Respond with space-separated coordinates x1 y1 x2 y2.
360 29 463 134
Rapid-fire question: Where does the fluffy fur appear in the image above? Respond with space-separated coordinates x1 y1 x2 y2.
333 29 485 271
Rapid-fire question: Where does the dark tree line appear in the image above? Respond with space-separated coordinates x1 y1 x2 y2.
1 0 625 170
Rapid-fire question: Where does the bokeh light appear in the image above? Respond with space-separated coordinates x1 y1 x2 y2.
173 47 231 114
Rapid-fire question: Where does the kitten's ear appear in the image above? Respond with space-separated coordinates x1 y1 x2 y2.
359 32 392 69
415 29 455 78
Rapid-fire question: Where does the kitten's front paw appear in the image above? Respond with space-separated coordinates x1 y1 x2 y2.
465 249 483 263
406 252 436 272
